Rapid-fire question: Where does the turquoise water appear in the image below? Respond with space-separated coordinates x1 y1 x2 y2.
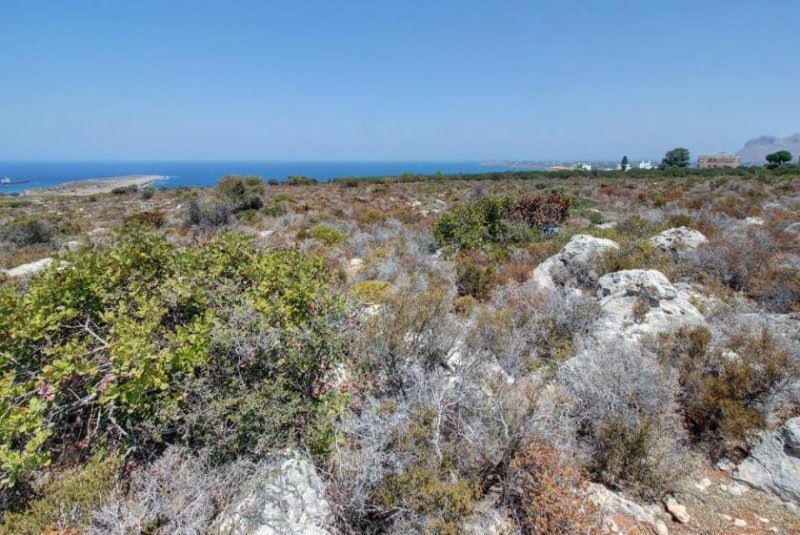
0 161 536 193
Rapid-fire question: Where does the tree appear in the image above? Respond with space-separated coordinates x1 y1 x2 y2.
765 150 792 169
620 155 629 171
661 147 690 168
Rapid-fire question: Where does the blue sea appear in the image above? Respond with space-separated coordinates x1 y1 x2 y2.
0 161 537 194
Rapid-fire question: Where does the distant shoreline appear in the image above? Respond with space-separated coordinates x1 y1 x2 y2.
22 175 166 196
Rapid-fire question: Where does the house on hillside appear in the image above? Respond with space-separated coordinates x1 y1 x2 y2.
698 153 741 169
638 161 655 170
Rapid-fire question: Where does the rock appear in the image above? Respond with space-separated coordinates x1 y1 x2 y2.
461 499 514 535
649 227 707 253
734 417 800 503
258 230 274 238
214 452 332 535
734 518 747 527
745 216 765 226
531 234 619 290
596 221 618 229
694 477 711 492
59 240 82 252
724 482 749 496
717 458 736 472
664 496 690 524
784 417 800 453
2 257 54 279
588 483 667 533
785 222 800 237
594 269 706 347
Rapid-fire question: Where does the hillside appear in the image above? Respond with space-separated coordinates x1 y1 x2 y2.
1 169 800 534
737 133 800 163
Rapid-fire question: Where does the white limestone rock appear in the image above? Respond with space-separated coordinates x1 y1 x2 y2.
531 234 619 290
214 452 333 535
734 417 800 503
2 257 55 279
649 226 707 252
594 269 706 347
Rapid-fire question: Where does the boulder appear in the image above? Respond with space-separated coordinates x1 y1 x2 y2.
664 496 690 524
2 257 54 279
649 227 707 252
531 234 619 290
214 452 333 535
734 417 800 503
594 269 706 346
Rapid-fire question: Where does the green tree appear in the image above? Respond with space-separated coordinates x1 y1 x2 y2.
620 155 629 171
661 147 690 168
765 150 792 169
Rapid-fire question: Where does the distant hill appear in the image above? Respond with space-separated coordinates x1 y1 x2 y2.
736 133 800 163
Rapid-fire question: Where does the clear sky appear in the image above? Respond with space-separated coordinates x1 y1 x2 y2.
1 0 798 161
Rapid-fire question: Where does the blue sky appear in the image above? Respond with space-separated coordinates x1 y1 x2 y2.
1 0 798 161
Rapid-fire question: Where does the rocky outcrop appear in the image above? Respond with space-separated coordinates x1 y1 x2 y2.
531 234 619 290
2 257 54 279
214 452 333 535
595 269 706 347
649 227 707 253
588 483 669 535
734 417 800 503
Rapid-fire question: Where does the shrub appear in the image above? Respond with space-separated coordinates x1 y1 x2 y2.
122 210 166 229
305 223 346 246
350 280 392 303
507 193 571 228
184 197 231 227
507 438 598 535
262 202 287 218
139 187 155 200
452 295 478 315
0 217 53 246
431 195 518 250
110 185 138 195
286 175 317 185
0 232 346 496
658 326 797 459
214 174 265 212
558 345 684 499
0 454 121 535
455 251 497 300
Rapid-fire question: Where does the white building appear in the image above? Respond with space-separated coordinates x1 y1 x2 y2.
638 161 655 170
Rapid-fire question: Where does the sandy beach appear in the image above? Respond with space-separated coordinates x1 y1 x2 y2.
22 175 165 196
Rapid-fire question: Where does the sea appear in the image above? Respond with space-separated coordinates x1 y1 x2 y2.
0 161 545 194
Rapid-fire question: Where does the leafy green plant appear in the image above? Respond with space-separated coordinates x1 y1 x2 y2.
305 223 347 246
0 231 347 494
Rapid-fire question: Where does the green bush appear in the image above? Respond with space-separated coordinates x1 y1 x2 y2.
431 195 518 250
286 175 317 186
215 174 265 212
350 280 392 303
0 231 347 494
0 454 121 535
305 223 347 246
122 210 166 229
0 217 53 246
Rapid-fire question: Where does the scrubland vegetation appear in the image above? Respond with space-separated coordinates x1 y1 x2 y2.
1 168 800 533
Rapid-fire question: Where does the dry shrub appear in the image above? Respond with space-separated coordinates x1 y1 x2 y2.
507 438 598 535
558 345 685 500
659 326 798 459
508 193 571 228
455 250 497 300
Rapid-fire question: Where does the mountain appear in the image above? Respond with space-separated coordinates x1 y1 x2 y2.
736 133 800 163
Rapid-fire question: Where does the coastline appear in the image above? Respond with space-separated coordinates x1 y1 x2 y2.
21 175 166 196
